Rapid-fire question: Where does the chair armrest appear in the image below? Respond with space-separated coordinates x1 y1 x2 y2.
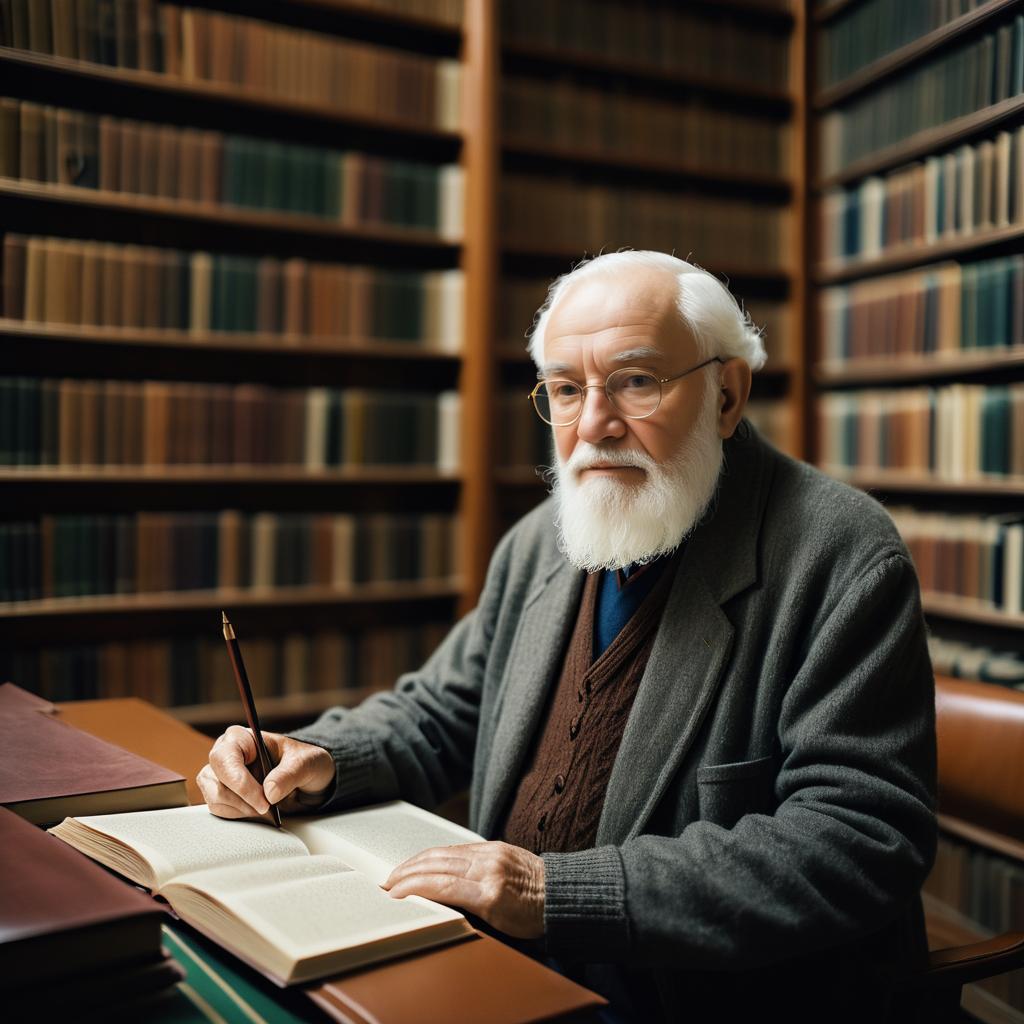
898 932 1024 992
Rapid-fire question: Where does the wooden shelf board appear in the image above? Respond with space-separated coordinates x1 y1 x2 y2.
816 348 1024 385
0 467 462 484
815 0 1020 110
172 684 382 727
0 179 461 250
501 140 792 193
0 47 462 142
501 41 794 108
834 470 1024 497
0 319 461 360
816 224 1024 284
938 814 1024 864
817 94 1024 190
0 580 463 620
923 592 1024 630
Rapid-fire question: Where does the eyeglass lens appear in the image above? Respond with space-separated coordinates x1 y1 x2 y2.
533 370 661 425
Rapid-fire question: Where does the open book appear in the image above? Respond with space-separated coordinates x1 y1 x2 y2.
50 800 483 985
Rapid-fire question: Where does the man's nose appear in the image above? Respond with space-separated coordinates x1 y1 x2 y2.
576 385 626 444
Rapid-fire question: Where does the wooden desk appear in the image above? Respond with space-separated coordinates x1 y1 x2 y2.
53 697 605 1024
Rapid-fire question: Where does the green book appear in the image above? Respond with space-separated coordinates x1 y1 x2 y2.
1014 15 1024 96
980 388 1010 475
262 140 286 211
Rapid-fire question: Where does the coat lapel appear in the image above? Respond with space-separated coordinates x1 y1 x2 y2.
477 561 584 839
598 422 773 844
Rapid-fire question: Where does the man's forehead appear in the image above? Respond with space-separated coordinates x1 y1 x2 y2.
544 272 693 359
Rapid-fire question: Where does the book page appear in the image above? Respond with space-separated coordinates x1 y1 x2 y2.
163 854 469 983
288 801 484 886
51 804 309 890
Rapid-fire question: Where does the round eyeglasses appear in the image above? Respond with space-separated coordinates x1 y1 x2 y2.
528 357 723 426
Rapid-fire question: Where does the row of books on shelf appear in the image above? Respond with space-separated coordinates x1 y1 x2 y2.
499 284 794 368
500 0 789 89
819 254 1023 364
819 15 1024 176
819 126 1024 264
818 384 1024 480
0 622 452 708
1 2 462 128
1 99 465 235
2 235 465 345
0 512 460 603
500 177 790 268
923 835 1023 1010
0 379 461 469
501 78 789 176
888 506 1024 615
817 0 992 90
928 634 1024 687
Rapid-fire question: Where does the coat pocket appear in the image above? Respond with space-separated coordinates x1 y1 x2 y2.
696 754 777 828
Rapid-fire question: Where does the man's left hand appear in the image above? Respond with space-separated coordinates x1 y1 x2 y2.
382 841 545 939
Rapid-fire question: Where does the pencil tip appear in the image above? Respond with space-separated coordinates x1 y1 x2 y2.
221 610 228 624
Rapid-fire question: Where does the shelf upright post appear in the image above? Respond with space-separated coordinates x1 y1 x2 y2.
459 0 499 614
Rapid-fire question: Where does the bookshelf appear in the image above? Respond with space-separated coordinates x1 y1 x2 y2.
493 0 808 540
810 1 1024 1018
0 0 480 728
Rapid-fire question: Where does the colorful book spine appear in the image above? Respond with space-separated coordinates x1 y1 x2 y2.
818 383 1024 480
1 234 464 349
1 2 462 129
818 0 989 90
501 78 789 176
501 177 790 269
500 0 790 89
0 621 452 706
886 506 1024 614
820 126 1024 264
0 511 461 603
820 254 1024 364
0 378 461 469
820 15 1024 176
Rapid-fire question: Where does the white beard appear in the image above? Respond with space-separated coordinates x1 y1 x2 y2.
549 387 724 573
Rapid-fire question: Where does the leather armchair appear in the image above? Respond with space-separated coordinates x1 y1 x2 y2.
894 676 1024 1021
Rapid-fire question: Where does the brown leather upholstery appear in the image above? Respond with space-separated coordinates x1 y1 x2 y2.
894 676 1024 1020
935 676 1024 843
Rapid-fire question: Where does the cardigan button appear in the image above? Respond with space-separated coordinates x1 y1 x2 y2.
537 813 547 832
553 774 565 794
569 717 580 739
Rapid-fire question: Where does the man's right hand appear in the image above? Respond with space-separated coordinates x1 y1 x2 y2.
197 726 335 819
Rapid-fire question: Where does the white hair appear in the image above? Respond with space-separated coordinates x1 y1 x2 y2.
526 250 767 372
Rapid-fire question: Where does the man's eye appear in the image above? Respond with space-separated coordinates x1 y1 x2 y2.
551 383 579 399
621 374 655 391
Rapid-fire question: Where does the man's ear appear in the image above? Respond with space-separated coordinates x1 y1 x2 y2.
717 358 752 439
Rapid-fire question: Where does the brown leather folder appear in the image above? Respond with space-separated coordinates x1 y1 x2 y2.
0 683 188 824
308 932 606 1024
54 694 214 805
0 805 174 989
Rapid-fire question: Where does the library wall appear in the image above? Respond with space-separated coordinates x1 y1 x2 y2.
811 1 1024 1018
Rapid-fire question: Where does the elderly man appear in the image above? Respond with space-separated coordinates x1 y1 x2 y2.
199 252 937 1021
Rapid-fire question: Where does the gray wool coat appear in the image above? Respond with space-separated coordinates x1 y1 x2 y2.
290 420 938 1020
